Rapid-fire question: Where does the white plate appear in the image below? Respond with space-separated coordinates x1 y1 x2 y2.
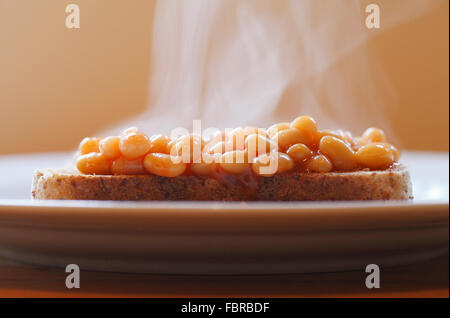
0 151 448 274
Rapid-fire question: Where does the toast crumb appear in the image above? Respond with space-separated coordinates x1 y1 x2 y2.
31 165 413 201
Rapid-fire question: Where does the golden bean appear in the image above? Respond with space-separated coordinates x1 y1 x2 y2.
290 116 318 136
319 136 357 171
202 141 226 164
317 129 355 147
286 143 313 163
355 142 394 170
306 154 333 173
267 122 290 138
149 134 171 154
205 141 226 154
317 129 342 141
76 152 111 175
220 150 249 174
99 136 121 159
225 128 247 151
120 126 138 135
252 153 277 177
360 127 387 145
144 153 187 177
252 152 293 176
273 128 313 150
79 137 100 155
245 133 276 162
111 157 146 175
119 132 151 160
170 134 204 163
277 152 295 173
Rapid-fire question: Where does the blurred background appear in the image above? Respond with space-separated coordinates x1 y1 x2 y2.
0 0 448 155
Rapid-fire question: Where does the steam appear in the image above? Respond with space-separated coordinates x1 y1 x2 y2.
106 0 437 143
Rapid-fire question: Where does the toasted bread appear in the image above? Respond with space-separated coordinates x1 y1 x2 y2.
32 164 412 201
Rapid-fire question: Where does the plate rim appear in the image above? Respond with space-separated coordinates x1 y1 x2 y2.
0 199 447 235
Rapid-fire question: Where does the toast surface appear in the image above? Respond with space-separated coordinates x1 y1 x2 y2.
32 165 412 201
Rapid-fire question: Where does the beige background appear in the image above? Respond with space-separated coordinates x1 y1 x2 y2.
0 0 448 154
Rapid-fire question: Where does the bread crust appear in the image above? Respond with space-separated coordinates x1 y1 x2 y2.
32 164 412 201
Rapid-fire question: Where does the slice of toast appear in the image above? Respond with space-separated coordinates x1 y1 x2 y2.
32 164 412 201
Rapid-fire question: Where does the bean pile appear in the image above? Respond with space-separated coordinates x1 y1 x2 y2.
76 116 400 177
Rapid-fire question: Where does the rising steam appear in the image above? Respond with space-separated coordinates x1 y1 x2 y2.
106 0 437 143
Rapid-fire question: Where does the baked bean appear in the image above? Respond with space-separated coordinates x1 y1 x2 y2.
170 134 204 163
355 142 394 169
144 153 187 177
277 152 295 173
306 154 333 172
99 136 121 159
177 134 204 147
338 130 357 147
202 140 226 163
220 150 249 174
76 152 111 175
286 143 313 163
273 128 313 150
167 139 177 151
121 126 138 135
79 137 100 155
111 157 146 175
220 149 249 164
149 134 171 154
245 133 276 162
317 129 342 141
360 127 387 145
205 140 225 153
290 116 318 137
205 140 226 154
76 120 400 176
252 152 293 176
225 128 247 151
319 136 357 171
252 153 276 177
119 132 151 160
317 129 355 147
267 122 290 138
